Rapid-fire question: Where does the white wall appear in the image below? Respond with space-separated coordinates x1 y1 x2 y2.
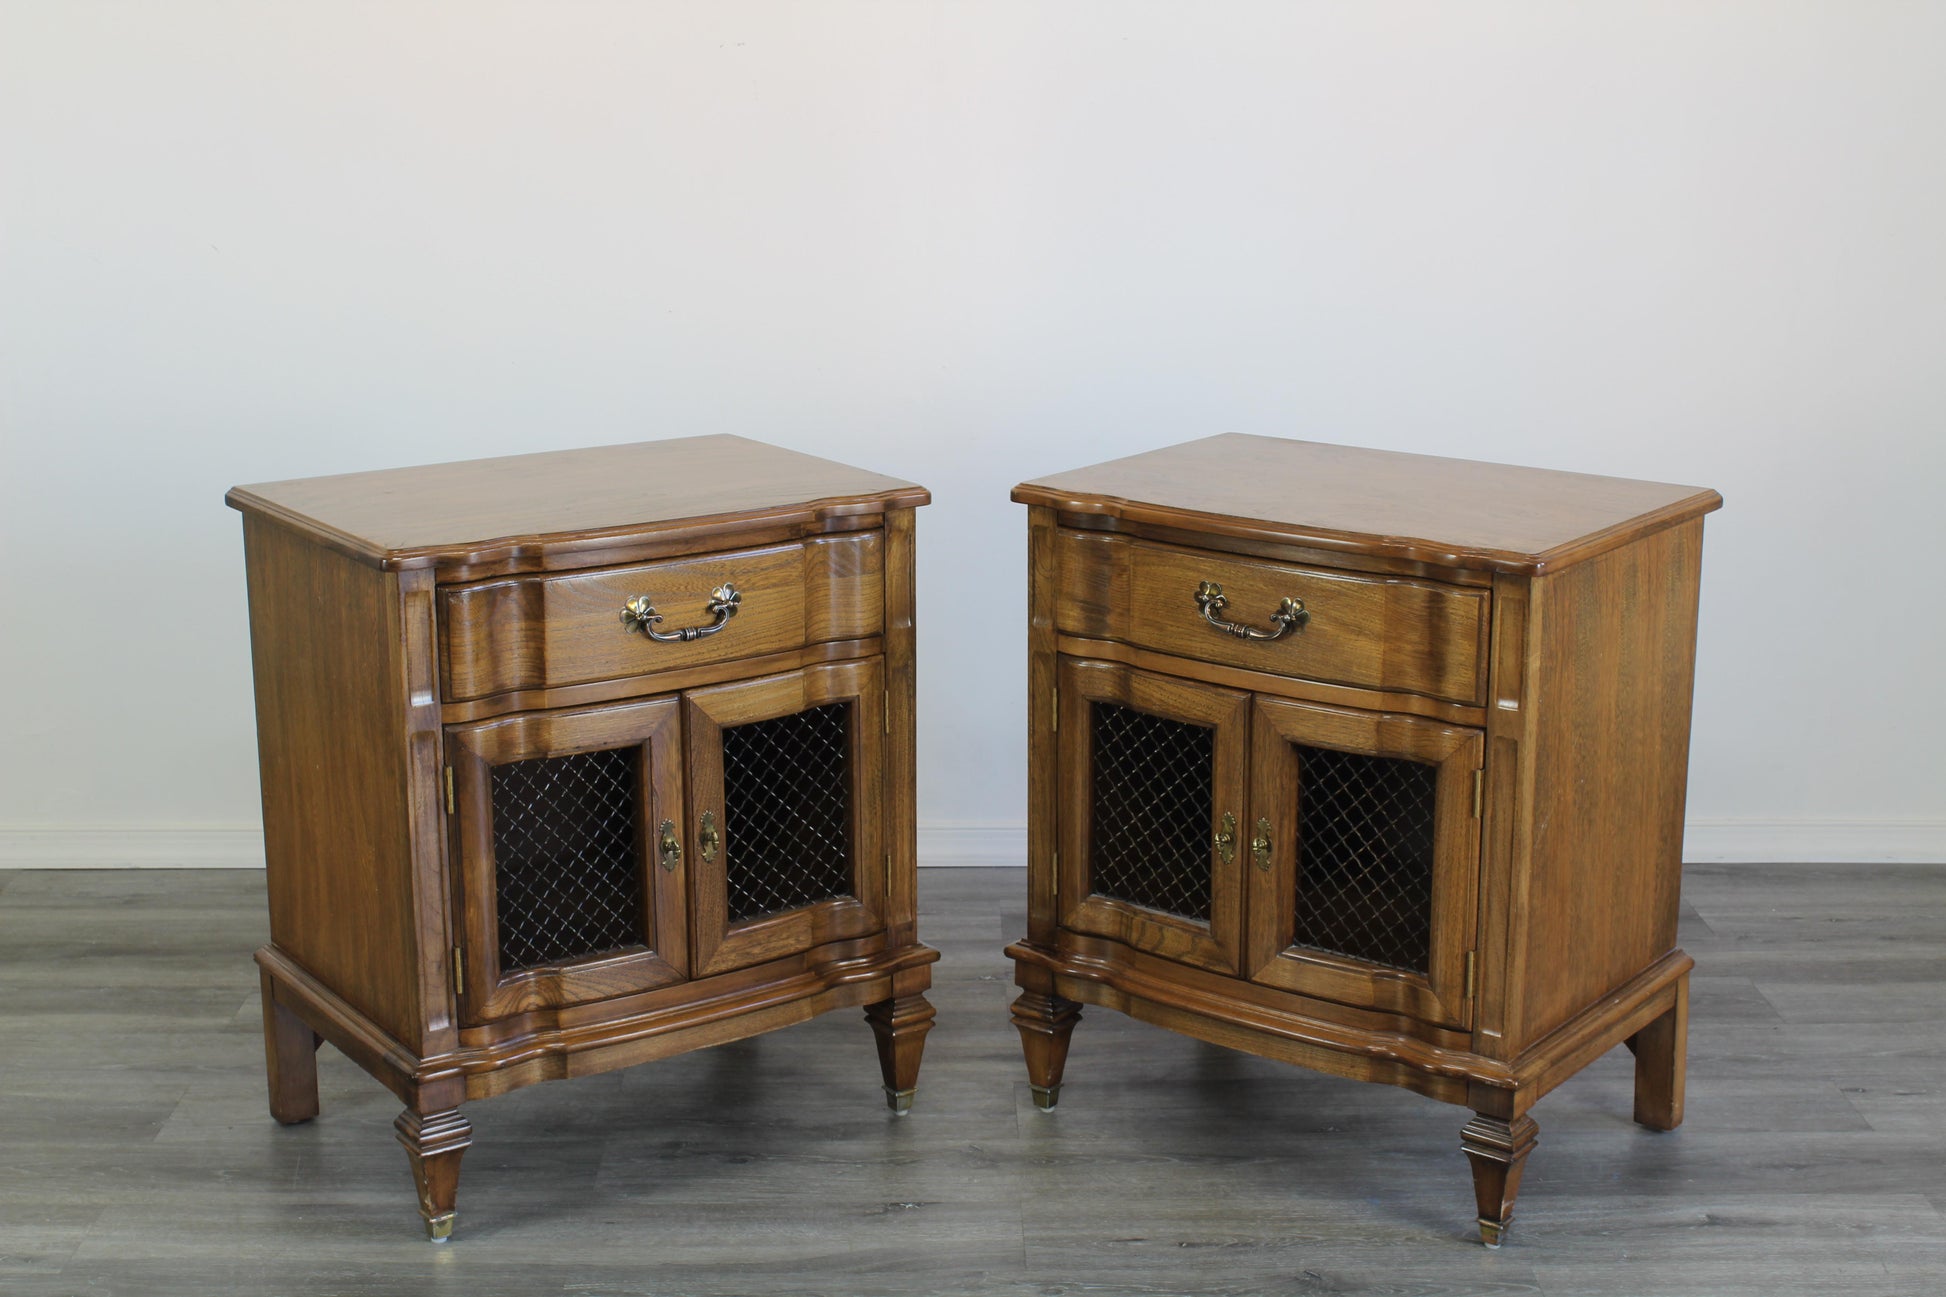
3 2 1942 866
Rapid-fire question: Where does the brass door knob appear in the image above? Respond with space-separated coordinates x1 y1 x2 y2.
1212 811 1238 865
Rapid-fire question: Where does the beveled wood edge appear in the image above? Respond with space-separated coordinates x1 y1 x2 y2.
1008 938 1511 1089
1058 513 1497 586
257 945 459 1108
226 487 931 577
437 638 884 725
1011 486 1722 576
1005 940 1694 1105
1054 635 1489 727
260 939 940 1103
1503 950 1694 1114
452 941 940 1096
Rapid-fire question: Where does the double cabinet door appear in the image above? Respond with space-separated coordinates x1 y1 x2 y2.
445 659 886 1024
1056 658 1483 1027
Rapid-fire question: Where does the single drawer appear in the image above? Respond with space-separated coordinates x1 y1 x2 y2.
440 532 882 702
1054 530 1488 706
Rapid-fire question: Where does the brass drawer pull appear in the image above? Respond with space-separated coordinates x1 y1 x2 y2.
657 820 682 873
698 810 721 866
1212 811 1238 865
1193 581 1307 641
621 584 742 642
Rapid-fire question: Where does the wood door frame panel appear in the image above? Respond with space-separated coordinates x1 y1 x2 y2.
1057 657 1250 974
447 696 688 1025
1245 696 1483 1027
683 659 887 977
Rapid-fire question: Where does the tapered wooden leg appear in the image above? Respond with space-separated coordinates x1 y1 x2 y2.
260 969 320 1126
394 1109 472 1242
1626 975 1688 1131
864 993 936 1114
1011 990 1082 1111
1461 1113 1539 1248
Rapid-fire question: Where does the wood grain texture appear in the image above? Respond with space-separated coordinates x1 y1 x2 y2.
1055 528 1489 706
1244 697 1482 1027
682 659 888 978
1628 971 1689 1131
1012 438 1717 1245
440 543 805 701
881 510 920 951
228 434 929 576
1015 433 1720 575
1055 659 1250 974
446 697 689 1023
234 439 931 1237
1511 518 1705 1050
243 515 425 1047
259 967 319 1125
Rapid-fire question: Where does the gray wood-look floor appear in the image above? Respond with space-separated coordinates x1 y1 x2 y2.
1 864 1942 1296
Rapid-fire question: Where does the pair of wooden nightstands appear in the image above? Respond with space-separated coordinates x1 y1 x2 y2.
230 433 1718 1245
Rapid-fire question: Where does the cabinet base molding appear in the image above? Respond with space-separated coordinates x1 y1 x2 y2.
1008 938 1691 1238
258 941 939 1106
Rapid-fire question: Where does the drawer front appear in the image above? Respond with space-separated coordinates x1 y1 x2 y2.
441 532 882 702
1054 531 1487 706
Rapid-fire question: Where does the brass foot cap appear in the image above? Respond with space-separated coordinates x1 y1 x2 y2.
885 1087 916 1116
1477 1218 1507 1249
1030 1084 1061 1111
424 1212 456 1242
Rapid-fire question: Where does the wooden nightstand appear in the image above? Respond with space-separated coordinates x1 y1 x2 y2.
228 436 935 1240
1006 434 1721 1246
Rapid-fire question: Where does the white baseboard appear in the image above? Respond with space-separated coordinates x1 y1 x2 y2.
0 819 1939 869
1679 818 1946 865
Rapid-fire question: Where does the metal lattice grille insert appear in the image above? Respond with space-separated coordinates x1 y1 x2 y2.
1088 702 1215 923
722 702 855 924
490 747 647 972
1292 744 1438 974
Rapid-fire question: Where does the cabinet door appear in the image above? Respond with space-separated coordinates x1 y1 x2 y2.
447 697 688 1025
683 659 886 977
1058 658 1250 973
1244 697 1482 1027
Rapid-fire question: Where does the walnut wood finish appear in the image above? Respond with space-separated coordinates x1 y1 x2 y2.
1015 433 1720 575
1009 436 1718 1246
231 438 932 1238
228 434 929 578
1054 529 1489 706
1243 698 1482 1028
259 967 320 1126
682 660 887 978
394 1108 472 1242
446 697 689 1022
439 531 883 703
1056 659 1250 975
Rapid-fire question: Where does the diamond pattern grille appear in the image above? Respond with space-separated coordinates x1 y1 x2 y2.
1292 744 1437 974
490 747 647 972
722 702 854 924
1088 702 1215 923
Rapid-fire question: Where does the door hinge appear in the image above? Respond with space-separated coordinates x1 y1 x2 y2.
452 945 465 987
884 691 892 733
443 766 456 816
1051 684 1059 733
1472 769 1483 820
1464 949 1477 999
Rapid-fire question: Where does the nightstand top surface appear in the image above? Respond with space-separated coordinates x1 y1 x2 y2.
228 435 929 570
1012 434 1720 574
